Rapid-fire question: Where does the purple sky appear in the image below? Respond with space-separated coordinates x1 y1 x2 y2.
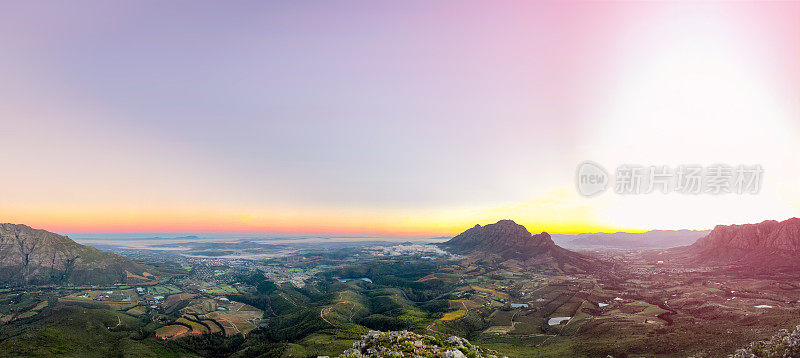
1 1 799 235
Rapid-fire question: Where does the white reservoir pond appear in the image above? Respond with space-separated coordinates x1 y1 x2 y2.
548 317 571 325
337 277 373 283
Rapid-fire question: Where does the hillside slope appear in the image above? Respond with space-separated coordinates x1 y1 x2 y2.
0 223 152 285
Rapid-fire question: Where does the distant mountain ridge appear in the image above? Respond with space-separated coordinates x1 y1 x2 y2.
0 223 153 285
440 220 600 272
678 218 800 268
553 229 710 249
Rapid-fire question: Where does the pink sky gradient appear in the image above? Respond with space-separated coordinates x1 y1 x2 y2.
0 1 798 235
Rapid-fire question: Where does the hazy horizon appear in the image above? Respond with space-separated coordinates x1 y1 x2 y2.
61 220 723 241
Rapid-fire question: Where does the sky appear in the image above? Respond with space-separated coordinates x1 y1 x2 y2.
1 1 799 237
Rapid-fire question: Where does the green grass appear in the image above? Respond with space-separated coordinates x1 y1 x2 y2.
0 304 190 357
474 334 562 358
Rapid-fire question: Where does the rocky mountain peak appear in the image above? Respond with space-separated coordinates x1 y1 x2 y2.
437 220 601 273
678 218 800 269
444 220 555 252
0 223 151 285
692 218 800 251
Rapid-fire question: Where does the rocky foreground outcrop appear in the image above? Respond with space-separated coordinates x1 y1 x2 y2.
730 325 800 357
329 330 506 358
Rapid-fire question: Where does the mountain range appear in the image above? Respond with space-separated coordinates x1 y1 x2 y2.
443 218 800 272
439 219 600 273
552 229 711 250
0 223 153 285
674 218 800 269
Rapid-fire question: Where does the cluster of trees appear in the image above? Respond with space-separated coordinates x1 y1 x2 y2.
236 272 278 294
